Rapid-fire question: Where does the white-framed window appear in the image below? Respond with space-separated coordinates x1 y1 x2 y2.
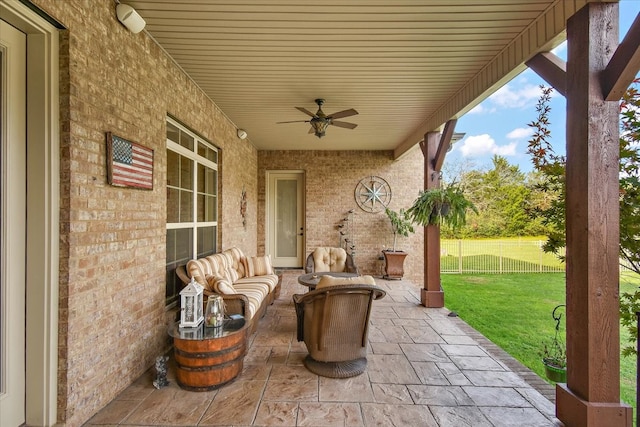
165 117 218 307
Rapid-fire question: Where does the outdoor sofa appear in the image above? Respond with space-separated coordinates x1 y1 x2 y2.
176 247 281 334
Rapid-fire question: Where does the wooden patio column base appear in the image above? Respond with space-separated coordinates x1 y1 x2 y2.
556 384 632 427
420 288 444 308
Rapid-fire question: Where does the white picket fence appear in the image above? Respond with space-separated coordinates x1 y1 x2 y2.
440 239 565 274
440 239 635 274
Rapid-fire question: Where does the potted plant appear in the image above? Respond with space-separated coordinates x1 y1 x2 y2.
382 208 415 279
541 337 566 383
406 181 477 229
541 304 567 383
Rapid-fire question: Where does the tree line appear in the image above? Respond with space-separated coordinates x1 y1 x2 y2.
441 155 551 239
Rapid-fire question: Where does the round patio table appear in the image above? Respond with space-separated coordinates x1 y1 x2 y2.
297 272 359 291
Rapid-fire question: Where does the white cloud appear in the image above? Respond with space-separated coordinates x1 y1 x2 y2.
494 142 518 156
458 134 517 157
467 103 495 115
488 83 543 109
507 127 533 140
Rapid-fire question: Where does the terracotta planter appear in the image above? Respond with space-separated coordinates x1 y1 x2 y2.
382 250 407 280
543 361 566 383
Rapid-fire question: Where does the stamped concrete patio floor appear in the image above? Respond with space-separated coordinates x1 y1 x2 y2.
86 270 561 426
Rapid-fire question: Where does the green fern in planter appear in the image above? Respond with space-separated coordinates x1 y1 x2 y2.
406 182 477 229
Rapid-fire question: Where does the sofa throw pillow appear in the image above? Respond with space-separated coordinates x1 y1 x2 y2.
247 255 273 277
206 275 236 294
316 274 375 289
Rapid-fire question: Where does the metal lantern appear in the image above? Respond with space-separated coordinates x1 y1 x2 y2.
179 277 204 328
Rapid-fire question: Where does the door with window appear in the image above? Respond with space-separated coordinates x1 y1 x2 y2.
0 19 27 427
267 171 305 268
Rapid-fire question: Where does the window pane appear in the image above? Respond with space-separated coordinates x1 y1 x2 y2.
276 180 297 258
175 228 193 260
166 228 193 306
197 142 218 162
180 190 193 222
196 194 217 222
166 228 193 264
166 188 180 223
180 156 193 190
166 150 180 187
179 130 194 150
197 164 216 194
206 195 216 222
167 122 180 144
197 226 216 258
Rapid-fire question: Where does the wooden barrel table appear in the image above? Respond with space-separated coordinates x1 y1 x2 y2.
169 317 248 391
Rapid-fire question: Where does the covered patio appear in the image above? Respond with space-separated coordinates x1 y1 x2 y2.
86 271 558 426
1 1 638 425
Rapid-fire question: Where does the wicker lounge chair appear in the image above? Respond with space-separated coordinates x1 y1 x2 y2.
304 247 359 274
293 275 386 378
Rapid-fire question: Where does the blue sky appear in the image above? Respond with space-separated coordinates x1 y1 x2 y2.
446 0 640 178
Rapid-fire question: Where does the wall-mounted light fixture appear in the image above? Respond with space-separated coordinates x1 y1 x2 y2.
237 129 248 140
116 3 146 34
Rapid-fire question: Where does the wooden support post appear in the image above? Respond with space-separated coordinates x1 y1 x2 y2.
420 132 443 307
556 3 632 426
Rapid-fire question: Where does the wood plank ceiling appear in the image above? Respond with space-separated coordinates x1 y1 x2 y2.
126 0 582 154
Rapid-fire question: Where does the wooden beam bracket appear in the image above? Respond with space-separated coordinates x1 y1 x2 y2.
601 13 640 100
526 52 567 97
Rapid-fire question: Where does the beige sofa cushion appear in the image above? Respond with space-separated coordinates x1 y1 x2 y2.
187 254 227 289
311 247 349 273
230 284 264 319
316 274 375 289
224 247 248 279
235 274 280 292
206 275 236 294
187 247 251 288
247 255 273 277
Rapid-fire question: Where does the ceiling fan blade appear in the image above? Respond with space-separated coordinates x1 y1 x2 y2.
331 120 358 129
276 120 310 124
328 108 358 120
295 107 317 117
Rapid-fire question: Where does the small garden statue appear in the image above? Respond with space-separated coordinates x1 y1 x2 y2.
153 355 169 389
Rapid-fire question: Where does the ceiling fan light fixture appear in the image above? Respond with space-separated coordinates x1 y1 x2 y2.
277 99 358 138
310 118 329 138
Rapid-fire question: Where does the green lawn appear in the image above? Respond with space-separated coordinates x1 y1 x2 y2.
441 272 639 414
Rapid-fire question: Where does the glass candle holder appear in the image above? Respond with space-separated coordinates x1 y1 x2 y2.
204 295 224 328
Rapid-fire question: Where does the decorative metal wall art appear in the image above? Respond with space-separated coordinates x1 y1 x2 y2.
354 176 391 213
240 186 247 228
338 209 356 257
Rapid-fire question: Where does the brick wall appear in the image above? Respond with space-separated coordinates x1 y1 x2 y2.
30 1 257 425
258 149 425 282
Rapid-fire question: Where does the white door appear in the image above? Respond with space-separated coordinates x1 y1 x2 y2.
267 171 305 268
0 19 27 427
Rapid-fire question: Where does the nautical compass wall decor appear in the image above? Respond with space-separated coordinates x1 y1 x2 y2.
354 176 392 213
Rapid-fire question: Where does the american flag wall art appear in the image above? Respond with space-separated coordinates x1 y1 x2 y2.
106 133 154 190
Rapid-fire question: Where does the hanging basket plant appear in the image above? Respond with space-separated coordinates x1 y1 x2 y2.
406 182 477 229
541 304 567 383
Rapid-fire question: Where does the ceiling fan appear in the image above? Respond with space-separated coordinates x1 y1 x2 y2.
277 99 358 138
